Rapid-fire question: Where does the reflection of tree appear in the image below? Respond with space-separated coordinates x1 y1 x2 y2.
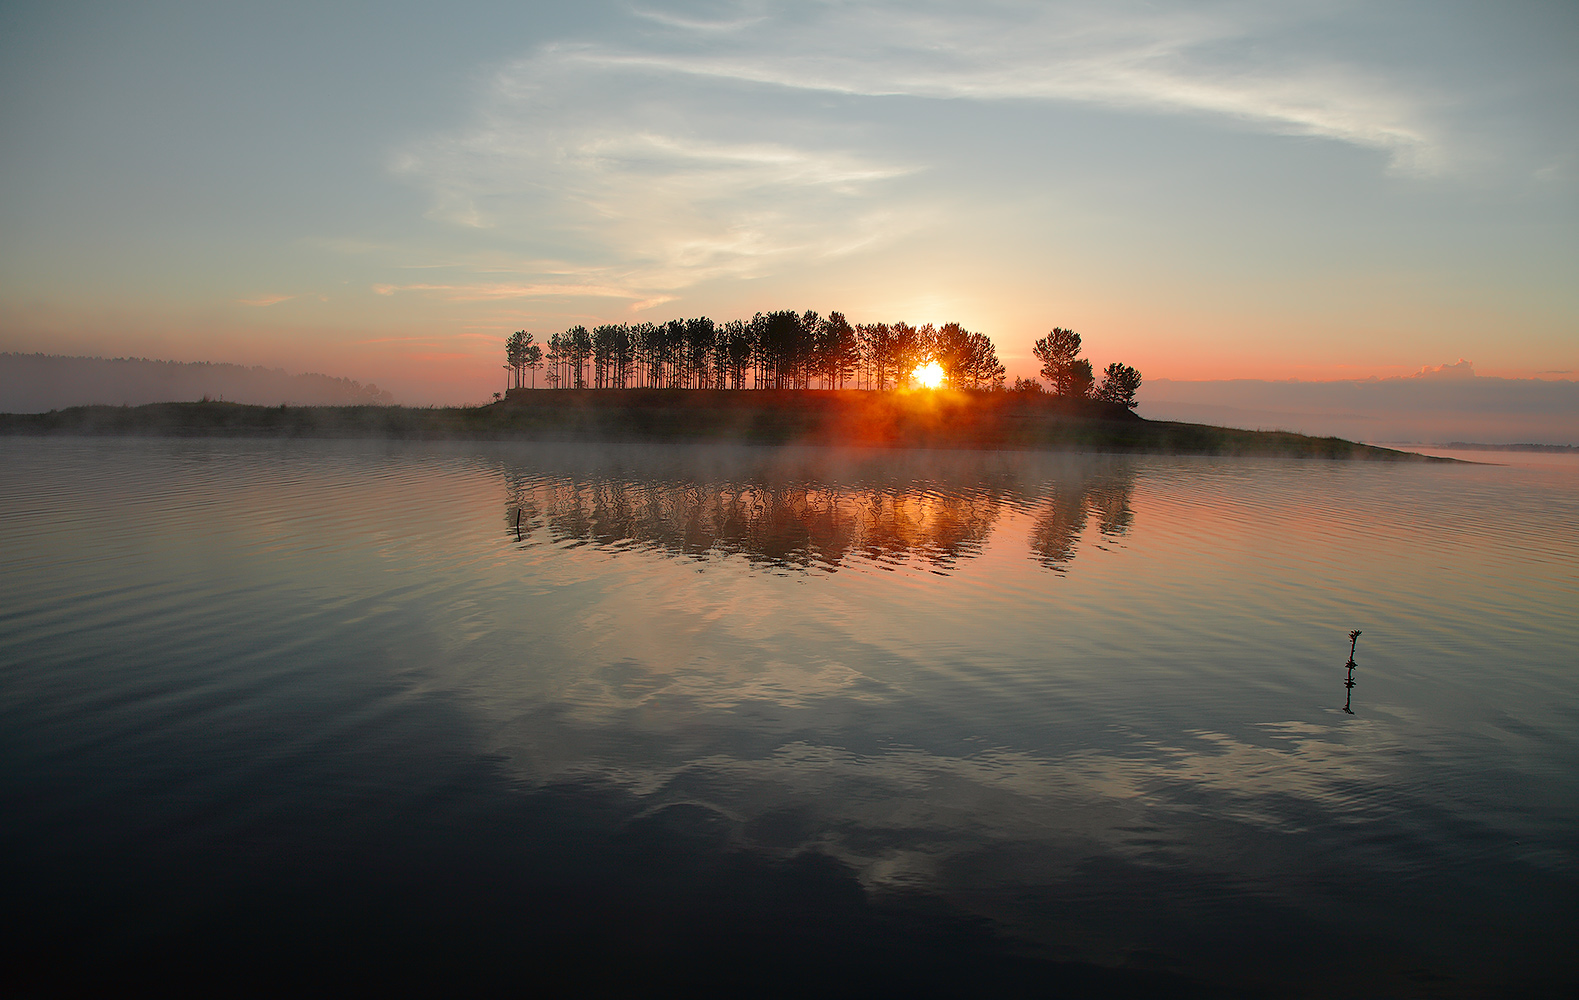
502 450 1138 574
1027 466 1136 570
504 474 1003 573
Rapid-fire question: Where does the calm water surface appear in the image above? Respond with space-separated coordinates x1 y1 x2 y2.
2 438 1575 996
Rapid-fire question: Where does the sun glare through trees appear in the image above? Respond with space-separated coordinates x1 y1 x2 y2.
504 312 1141 408
912 360 946 389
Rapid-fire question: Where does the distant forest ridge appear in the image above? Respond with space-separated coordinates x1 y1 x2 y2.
0 354 394 413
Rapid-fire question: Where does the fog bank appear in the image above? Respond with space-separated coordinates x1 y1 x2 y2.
0 355 395 412
1138 368 1579 446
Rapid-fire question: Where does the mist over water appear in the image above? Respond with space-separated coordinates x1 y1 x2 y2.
2 438 1574 996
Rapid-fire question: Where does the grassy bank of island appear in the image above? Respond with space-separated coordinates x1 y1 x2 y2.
2 390 1444 461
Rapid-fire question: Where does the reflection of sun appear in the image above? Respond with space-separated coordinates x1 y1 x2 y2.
912 359 946 389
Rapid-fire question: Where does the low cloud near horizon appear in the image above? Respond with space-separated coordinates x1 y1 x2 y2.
0 355 396 412
1139 360 1579 444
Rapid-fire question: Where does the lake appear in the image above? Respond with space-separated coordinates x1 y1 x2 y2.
2 437 1574 996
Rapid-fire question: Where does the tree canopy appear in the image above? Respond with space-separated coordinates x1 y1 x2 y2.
1032 328 1142 406
506 316 1136 404
507 312 1007 392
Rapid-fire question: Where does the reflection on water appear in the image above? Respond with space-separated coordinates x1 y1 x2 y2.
1027 464 1135 570
510 477 1004 571
502 445 1135 573
2 439 1576 997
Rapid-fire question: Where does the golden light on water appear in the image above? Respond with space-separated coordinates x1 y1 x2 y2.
912 359 946 389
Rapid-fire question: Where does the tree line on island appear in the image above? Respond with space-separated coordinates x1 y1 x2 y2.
503 311 1141 408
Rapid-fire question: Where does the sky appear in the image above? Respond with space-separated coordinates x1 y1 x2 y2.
1 0 1575 404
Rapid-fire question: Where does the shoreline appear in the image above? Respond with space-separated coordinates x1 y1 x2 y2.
1 391 1450 461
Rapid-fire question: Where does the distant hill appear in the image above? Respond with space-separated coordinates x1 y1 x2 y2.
0 354 395 412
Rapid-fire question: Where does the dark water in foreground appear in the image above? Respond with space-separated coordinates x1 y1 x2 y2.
2 438 1575 997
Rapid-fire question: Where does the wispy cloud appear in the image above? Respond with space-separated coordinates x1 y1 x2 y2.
237 293 295 307
628 2 768 34
390 1 1454 301
575 1 1442 172
394 91 918 274
390 15 933 298
372 282 653 302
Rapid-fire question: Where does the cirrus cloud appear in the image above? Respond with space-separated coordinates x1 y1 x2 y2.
389 1 1480 305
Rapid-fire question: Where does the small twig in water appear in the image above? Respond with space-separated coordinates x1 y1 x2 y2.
1342 630 1361 714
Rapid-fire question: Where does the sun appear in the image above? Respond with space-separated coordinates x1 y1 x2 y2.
912 359 946 389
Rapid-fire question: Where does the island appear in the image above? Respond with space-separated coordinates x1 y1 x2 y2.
0 391 1444 461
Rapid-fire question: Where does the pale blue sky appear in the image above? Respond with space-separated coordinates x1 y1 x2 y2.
2 1 1574 401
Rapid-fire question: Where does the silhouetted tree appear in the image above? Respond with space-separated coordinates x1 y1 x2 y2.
857 322 895 390
614 324 635 388
545 332 563 389
505 330 530 390
591 324 612 388
524 342 543 388
890 322 922 388
1095 363 1142 409
822 312 859 388
505 311 1027 394
593 324 632 389
1031 329 1072 385
631 322 658 388
716 319 751 389
950 326 1007 390
659 319 684 387
798 310 822 389
920 323 1003 390
1032 328 1089 397
930 323 970 386
758 310 805 389
1066 358 1094 400
565 326 592 388
685 317 716 388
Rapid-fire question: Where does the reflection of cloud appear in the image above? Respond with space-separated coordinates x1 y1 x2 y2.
474 447 1162 889
481 697 1407 892
570 657 880 715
